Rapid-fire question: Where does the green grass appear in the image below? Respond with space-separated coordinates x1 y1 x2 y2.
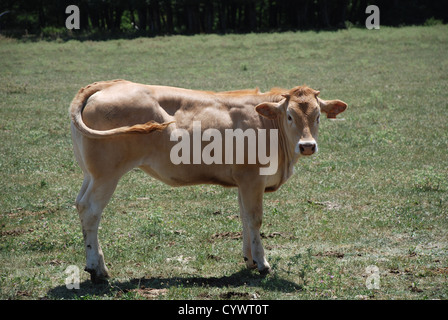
1 25 447 300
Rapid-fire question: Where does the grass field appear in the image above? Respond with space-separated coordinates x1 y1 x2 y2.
1 25 447 300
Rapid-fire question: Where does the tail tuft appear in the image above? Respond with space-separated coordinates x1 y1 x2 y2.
122 121 175 134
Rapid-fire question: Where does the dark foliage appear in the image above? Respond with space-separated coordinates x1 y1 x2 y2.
1 0 447 38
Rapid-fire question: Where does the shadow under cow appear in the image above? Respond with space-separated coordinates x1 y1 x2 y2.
46 268 302 299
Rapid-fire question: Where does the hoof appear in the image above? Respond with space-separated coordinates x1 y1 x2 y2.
85 267 110 284
250 259 271 275
244 257 257 270
258 267 272 276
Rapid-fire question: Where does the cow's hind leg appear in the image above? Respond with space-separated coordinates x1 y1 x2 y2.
75 175 119 283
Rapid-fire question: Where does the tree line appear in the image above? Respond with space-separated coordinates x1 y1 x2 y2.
1 0 447 37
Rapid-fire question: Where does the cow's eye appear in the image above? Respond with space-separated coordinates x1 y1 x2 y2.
287 114 292 122
316 115 320 124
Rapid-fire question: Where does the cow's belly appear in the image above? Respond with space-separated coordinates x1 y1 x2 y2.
139 163 237 188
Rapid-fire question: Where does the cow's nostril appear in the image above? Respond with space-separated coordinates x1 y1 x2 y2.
299 143 316 155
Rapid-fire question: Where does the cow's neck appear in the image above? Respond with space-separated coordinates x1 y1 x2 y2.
270 117 298 185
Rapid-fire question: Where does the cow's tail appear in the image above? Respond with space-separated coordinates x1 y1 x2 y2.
69 80 174 139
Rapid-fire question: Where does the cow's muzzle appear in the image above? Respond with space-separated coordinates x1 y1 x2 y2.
298 141 317 156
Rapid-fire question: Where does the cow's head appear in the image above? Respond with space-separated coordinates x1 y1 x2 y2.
255 86 347 156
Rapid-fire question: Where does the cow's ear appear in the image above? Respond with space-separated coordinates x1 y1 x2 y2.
255 102 282 120
319 99 347 119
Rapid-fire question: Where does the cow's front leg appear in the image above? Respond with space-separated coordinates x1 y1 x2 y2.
237 184 271 274
238 189 256 270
